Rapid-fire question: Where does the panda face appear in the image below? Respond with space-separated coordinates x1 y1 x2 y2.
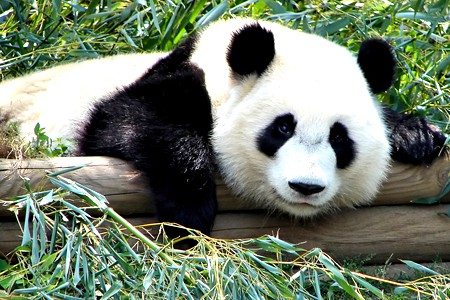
211 20 392 217
214 83 389 217
258 114 354 214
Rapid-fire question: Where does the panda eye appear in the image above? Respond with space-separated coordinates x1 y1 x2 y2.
329 122 348 145
329 122 356 169
274 115 295 137
277 122 293 135
258 113 296 157
330 132 343 144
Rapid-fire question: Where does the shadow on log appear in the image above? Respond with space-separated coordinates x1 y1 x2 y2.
0 156 449 263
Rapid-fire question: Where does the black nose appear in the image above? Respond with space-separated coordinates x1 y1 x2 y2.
288 181 325 196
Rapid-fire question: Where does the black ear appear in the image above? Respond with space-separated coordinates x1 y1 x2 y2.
226 22 275 77
357 38 396 94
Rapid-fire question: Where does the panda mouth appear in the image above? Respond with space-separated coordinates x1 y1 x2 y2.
283 197 318 207
295 201 313 206
273 186 328 208
281 192 331 208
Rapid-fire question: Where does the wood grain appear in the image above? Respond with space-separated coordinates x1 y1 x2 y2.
211 205 450 263
1 205 449 263
0 156 154 216
0 156 449 216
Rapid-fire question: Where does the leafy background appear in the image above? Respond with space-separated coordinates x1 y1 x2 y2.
1 0 449 132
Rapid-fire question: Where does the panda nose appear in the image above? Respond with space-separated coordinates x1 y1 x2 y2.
288 181 325 196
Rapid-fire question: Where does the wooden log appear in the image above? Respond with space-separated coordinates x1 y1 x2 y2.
211 205 450 264
0 156 449 263
376 157 450 205
1 205 449 264
0 156 449 217
0 157 155 216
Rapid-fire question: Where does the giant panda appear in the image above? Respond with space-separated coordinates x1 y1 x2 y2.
0 18 447 237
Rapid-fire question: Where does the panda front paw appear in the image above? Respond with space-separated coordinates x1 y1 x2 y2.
384 108 448 165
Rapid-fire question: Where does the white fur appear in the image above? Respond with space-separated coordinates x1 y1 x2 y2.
0 53 165 143
200 19 391 216
0 18 392 218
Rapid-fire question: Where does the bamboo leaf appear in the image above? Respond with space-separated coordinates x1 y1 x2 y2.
400 260 441 275
148 0 161 34
347 270 385 299
47 165 86 177
395 12 447 22
21 197 32 246
120 28 138 48
100 281 123 299
318 253 363 300
245 251 280 275
102 240 136 277
262 0 286 14
316 18 350 36
194 1 228 30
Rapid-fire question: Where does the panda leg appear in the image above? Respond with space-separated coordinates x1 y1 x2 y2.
79 124 217 239
139 131 218 239
74 43 217 239
383 107 448 165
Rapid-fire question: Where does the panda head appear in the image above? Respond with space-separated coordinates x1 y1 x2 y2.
212 21 395 217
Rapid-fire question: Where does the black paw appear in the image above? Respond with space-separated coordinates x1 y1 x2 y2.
387 112 448 165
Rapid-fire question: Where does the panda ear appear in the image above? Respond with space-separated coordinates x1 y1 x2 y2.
357 38 396 94
226 22 275 77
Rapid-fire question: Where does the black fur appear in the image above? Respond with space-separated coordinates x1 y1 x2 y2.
227 22 275 77
383 107 448 164
76 39 217 237
357 38 447 164
357 38 396 94
257 113 296 157
329 122 356 169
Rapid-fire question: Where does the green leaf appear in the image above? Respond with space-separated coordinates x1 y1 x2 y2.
262 0 286 14
68 49 99 58
395 12 447 22
0 260 10 272
102 241 136 276
34 123 41 136
194 0 228 30
100 281 123 299
267 235 305 253
47 282 71 295
316 18 350 36
346 270 385 299
21 197 32 246
400 260 440 275
436 54 450 76
148 0 161 34
245 251 280 275
120 28 138 48
0 273 23 290
318 253 363 300
47 165 86 177
41 253 58 270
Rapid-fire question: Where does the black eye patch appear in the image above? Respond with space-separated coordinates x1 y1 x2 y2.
257 113 296 157
329 122 356 169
